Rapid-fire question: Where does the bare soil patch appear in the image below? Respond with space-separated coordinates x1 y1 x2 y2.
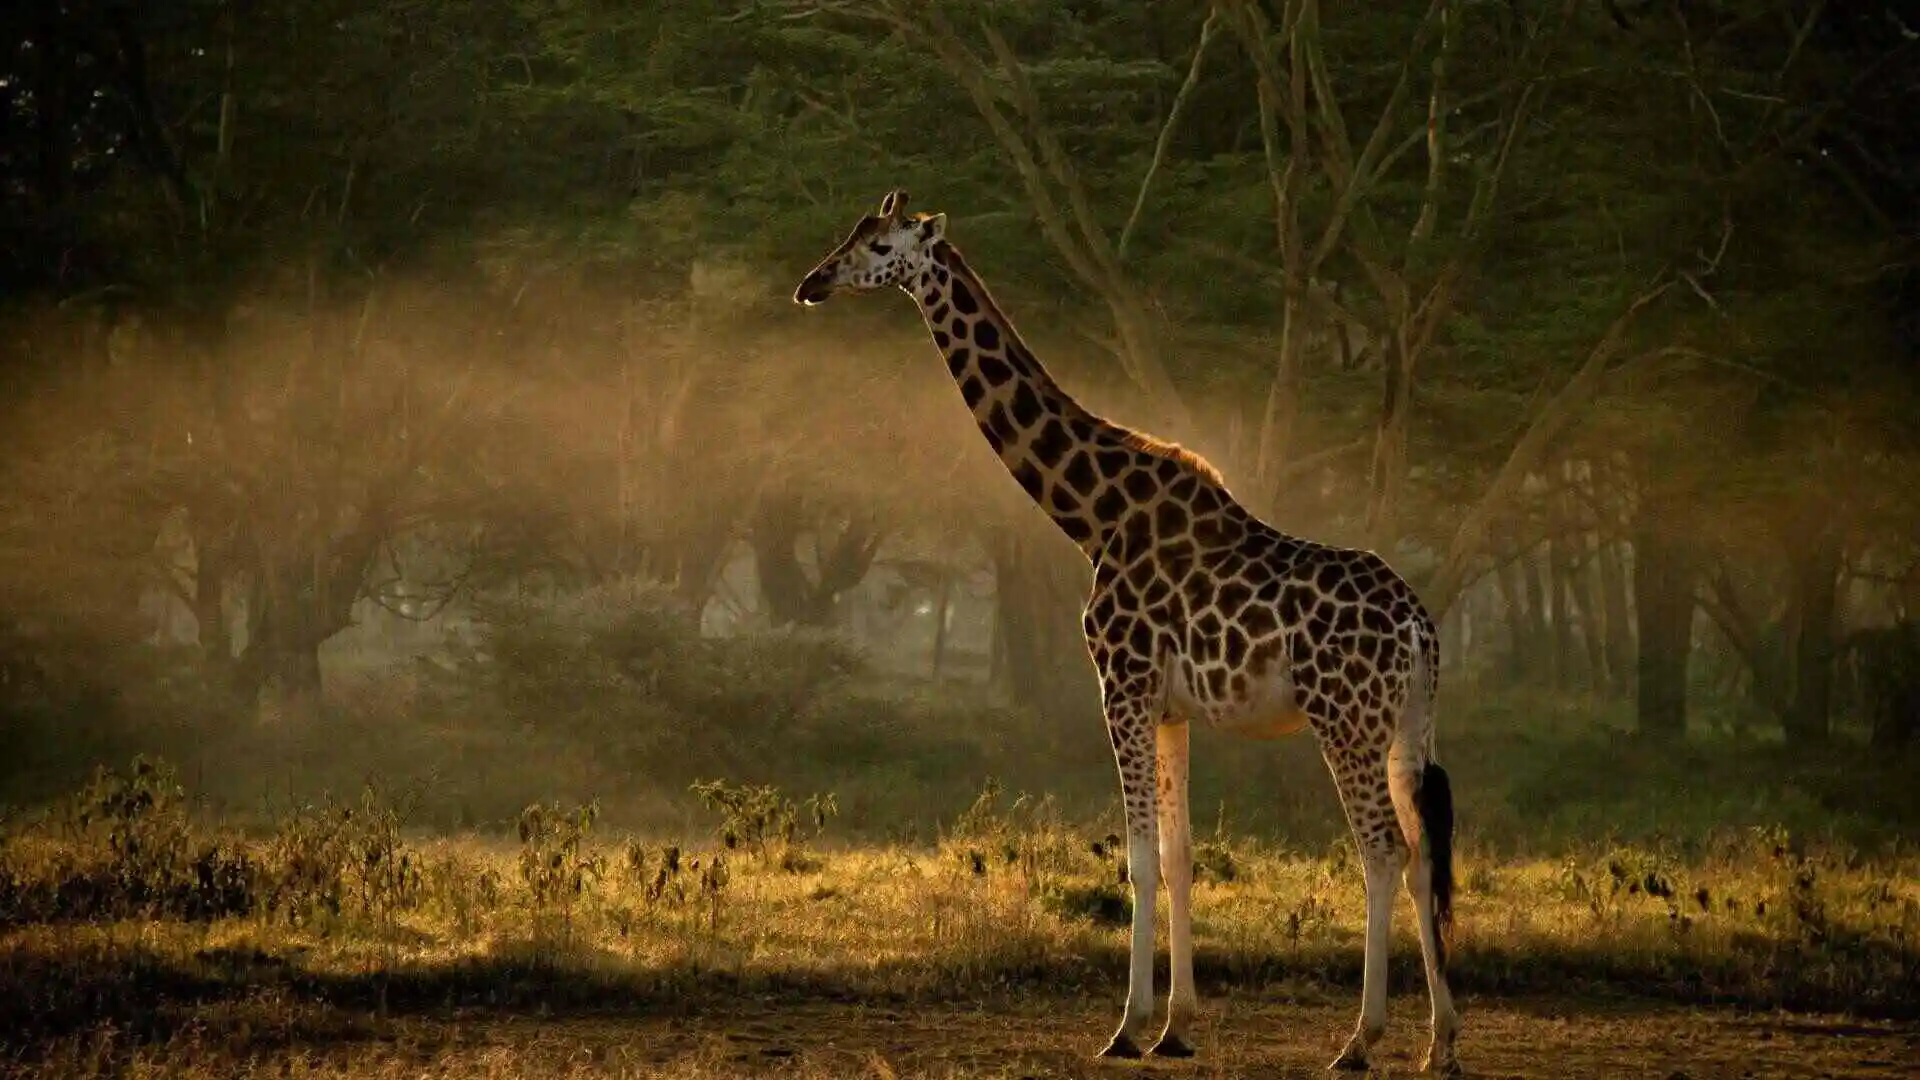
13 991 1915 1079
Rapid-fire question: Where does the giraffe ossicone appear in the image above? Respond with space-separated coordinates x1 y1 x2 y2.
796 190 1463 1076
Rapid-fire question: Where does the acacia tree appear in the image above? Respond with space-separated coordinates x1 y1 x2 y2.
0 0 569 718
1212 0 1581 545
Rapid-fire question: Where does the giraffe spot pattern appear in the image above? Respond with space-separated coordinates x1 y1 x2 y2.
950 278 980 315
987 402 1017 444
820 237 1446 982
1063 453 1099 497
1031 420 1073 466
1010 382 1043 427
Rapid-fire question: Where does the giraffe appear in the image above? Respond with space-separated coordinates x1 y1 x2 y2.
794 190 1461 1075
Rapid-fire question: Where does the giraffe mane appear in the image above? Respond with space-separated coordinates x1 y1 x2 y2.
1113 425 1229 488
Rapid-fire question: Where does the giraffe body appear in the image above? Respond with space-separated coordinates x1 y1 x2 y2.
796 191 1461 1075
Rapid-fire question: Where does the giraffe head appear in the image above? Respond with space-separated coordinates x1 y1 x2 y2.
793 189 947 305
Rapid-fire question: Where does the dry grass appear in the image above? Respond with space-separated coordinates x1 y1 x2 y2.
3 763 1919 1077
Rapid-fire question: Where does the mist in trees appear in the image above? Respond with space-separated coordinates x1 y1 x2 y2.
2 0 1917 779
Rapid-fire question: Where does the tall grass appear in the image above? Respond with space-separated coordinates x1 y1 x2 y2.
3 585 1918 1072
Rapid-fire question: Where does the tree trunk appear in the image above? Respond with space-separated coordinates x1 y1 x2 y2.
231 502 386 723
1521 542 1551 685
1633 505 1694 741
1493 554 1531 682
255 637 324 725
749 498 817 627
1576 562 1607 693
1554 467 1608 693
237 557 332 724
1783 521 1841 747
1596 537 1635 698
193 538 230 662
672 507 736 618
1364 333 1413 551
930 575 953 679
1547 534 1576 691
748 496 883 629
188 504 239 666
986 526 1093 730
1873 679 1920 751
1857 621 1920 751
1252 289 1302 510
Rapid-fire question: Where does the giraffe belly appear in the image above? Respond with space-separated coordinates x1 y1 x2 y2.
1170 663 1310 740
1208 695 1311 740
1216 701 1312 740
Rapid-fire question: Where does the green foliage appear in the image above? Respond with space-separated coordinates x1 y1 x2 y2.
458 584 865 748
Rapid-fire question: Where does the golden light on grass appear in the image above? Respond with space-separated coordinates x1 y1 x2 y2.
5 765 1918 1078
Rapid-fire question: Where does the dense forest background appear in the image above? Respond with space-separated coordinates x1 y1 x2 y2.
2 0 1917 837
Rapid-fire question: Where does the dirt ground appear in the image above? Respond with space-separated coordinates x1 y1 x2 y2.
32 992 1915 1079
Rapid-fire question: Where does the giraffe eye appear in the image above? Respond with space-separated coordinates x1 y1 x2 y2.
869 242 892 255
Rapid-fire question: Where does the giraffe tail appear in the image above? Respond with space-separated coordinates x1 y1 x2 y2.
1416 756 1455 970
1400 625 1454 970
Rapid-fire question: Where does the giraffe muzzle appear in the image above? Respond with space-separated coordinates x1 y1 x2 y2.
793 270 835 306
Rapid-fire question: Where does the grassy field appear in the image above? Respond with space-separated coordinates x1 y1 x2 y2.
4 603 1920 1077
2 752 1918 1078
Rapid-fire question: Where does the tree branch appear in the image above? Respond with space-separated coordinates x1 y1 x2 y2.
1119 10 1220 261
1424 274 1678 612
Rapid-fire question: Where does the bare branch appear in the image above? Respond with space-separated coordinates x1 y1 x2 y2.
891 7 1107 292
979 20 1124 277
1120 10 1221 261
1272 437 1370 485
1170 238 1374 336
1425 276 1678 612
1305 0 1448 275
1409 0 1455 245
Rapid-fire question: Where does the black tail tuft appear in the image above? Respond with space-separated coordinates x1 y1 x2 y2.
1416 760 1456 969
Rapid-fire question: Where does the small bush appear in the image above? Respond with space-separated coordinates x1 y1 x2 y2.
0 757 259 925
689 779 836 868
261 785 423 927
1038 881 1131 926
518 801 605 908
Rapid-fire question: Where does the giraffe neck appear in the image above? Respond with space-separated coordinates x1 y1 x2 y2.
907 242 1133 559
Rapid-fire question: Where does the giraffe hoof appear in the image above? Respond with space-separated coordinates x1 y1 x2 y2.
1098 1033 1145 1059
1328 1045 1370 1072
1148 1033 1195 1058
1421 1050 1463 1076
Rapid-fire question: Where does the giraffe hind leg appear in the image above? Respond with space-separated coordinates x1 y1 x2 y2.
1329 833 1406 1072
1324 738 1407 1073
1392 644 1461 1075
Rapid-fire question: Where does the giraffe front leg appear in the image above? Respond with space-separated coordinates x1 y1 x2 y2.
1149 718 1197 1058
1097 703 1159 1059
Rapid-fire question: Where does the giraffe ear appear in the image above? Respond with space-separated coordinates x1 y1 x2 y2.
879 189 908 219
918 213 947 243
